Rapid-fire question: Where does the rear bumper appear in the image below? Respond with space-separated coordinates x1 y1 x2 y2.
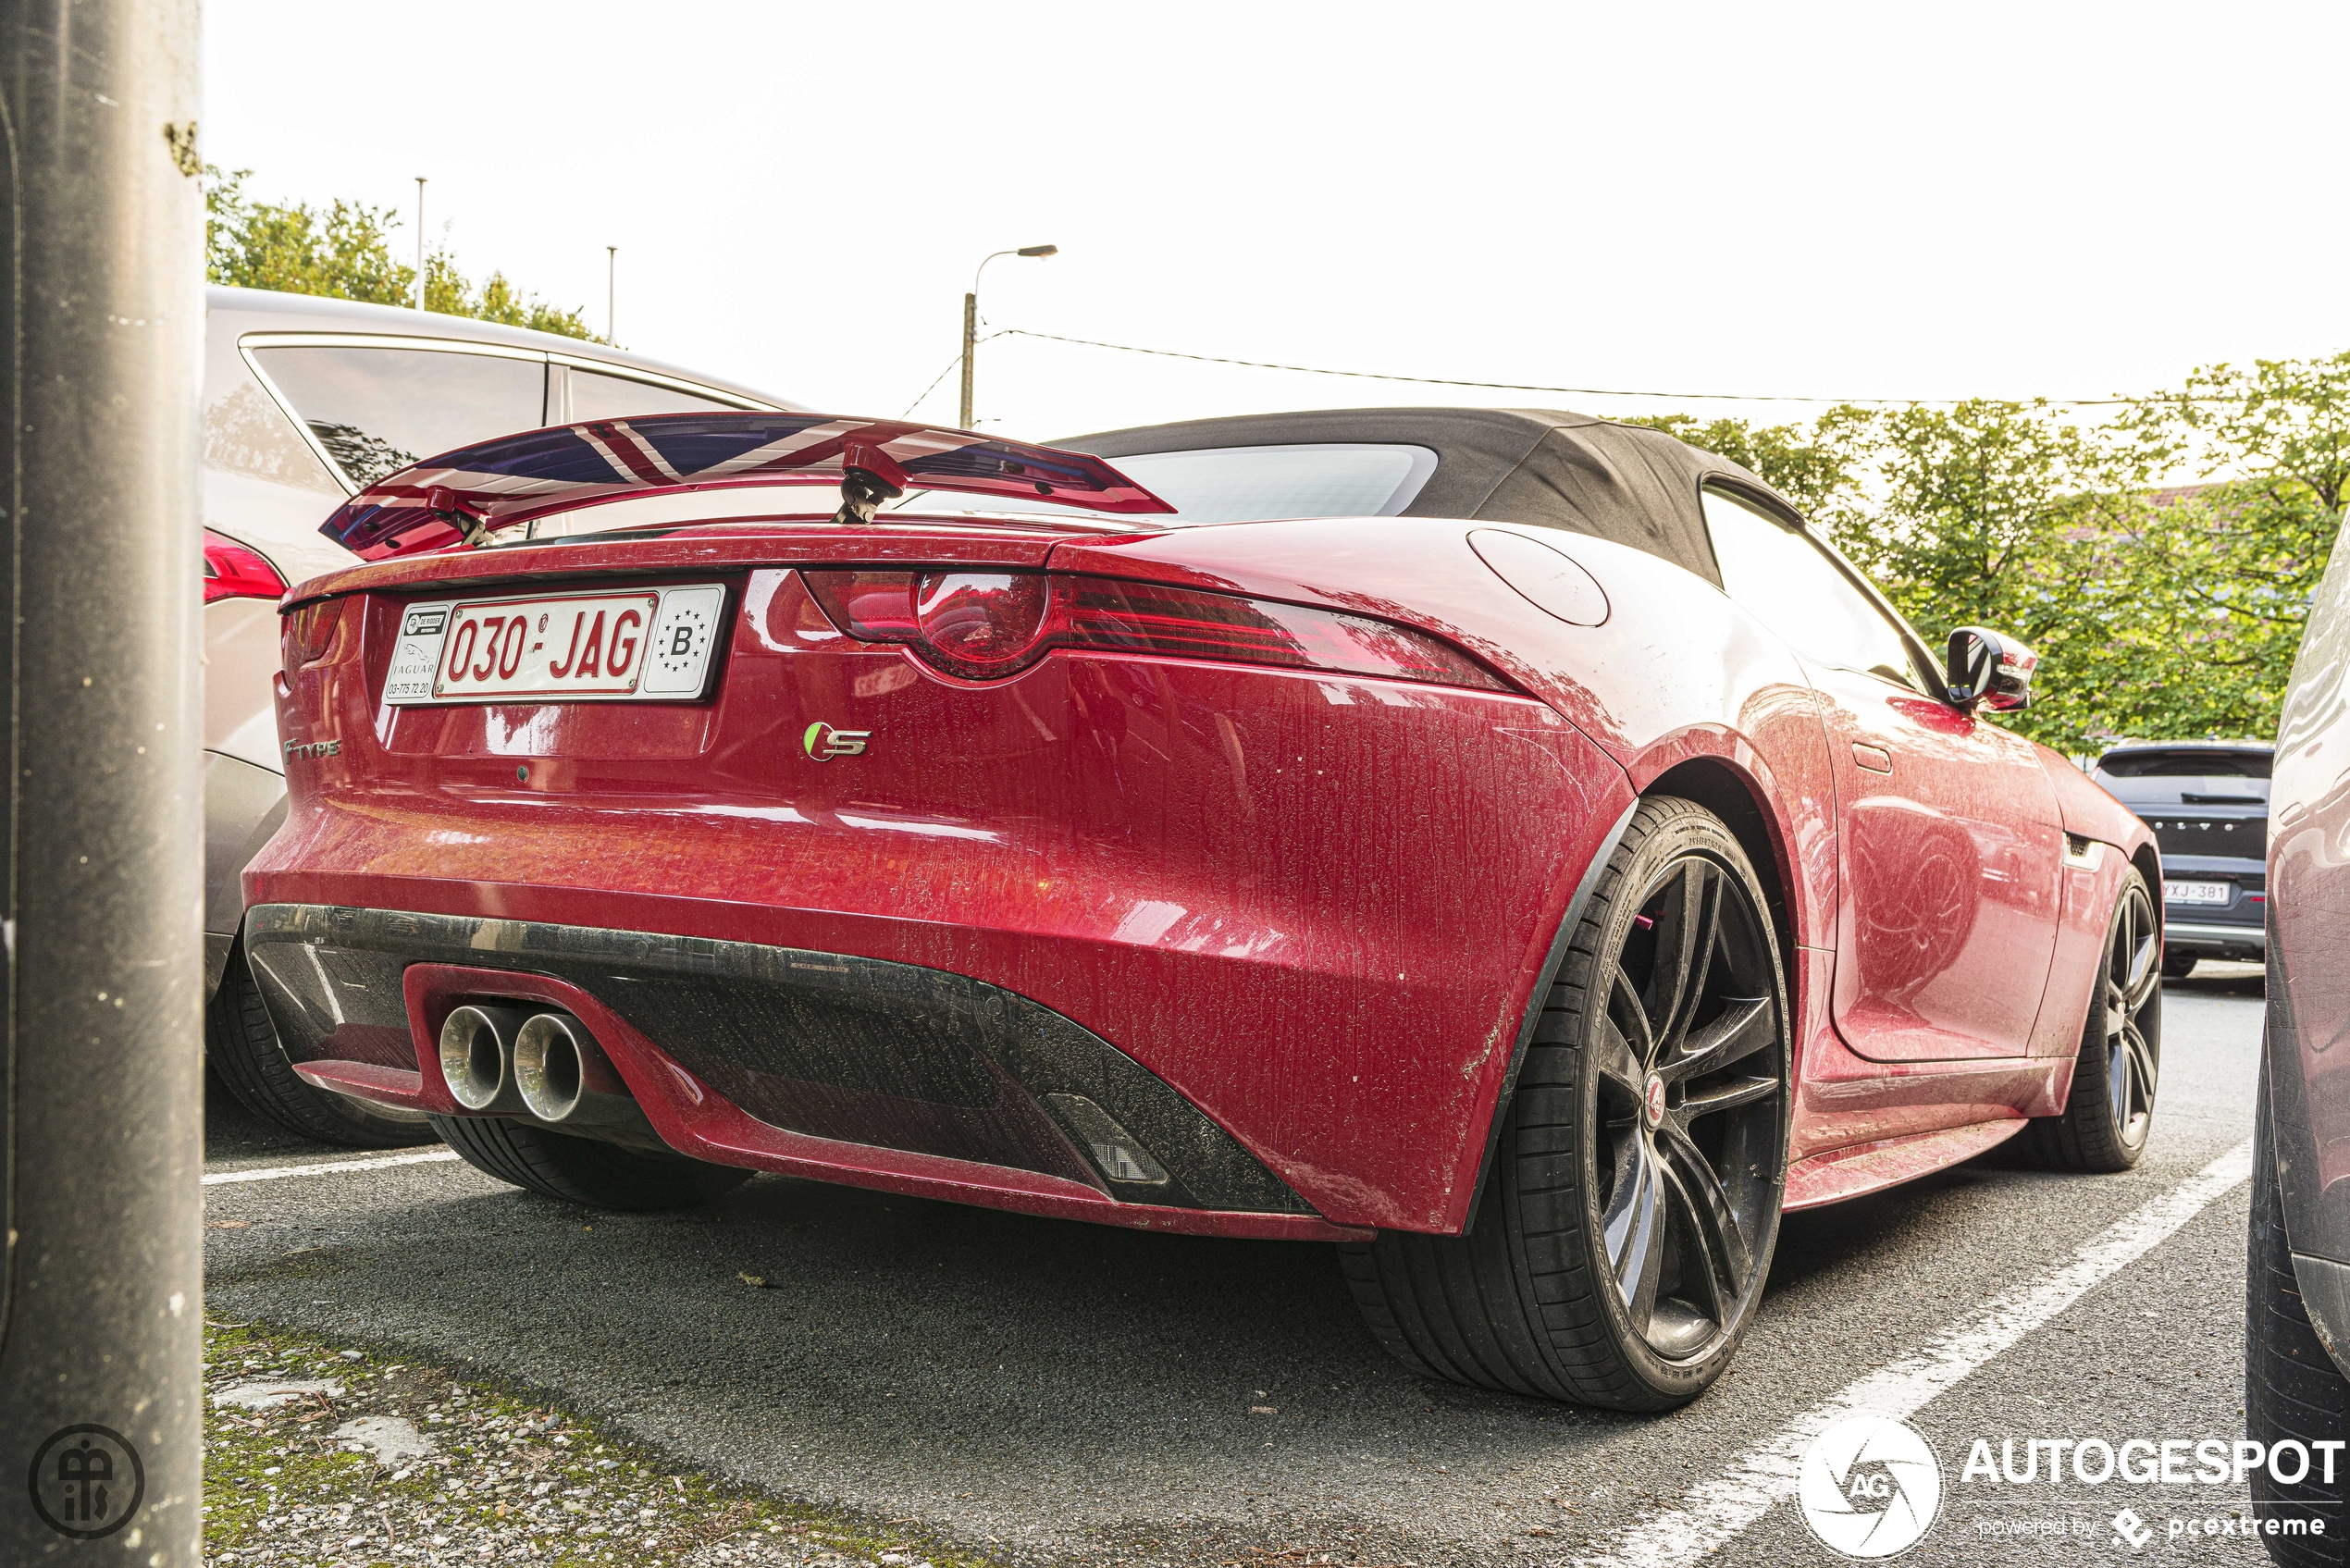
249 626 1626 1231
2165 919 2266 958
246 902 1368 1241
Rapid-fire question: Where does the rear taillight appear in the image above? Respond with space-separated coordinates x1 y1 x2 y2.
801 569 1509 691
204 529 285 605
282 600 340 670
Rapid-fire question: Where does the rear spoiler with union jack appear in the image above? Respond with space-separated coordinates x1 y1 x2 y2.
318 414 1177 561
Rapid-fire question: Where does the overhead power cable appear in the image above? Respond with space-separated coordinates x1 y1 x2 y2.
898 351 966 419
987 328 2188 409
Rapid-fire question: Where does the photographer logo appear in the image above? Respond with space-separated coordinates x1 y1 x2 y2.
26 1424 143 1540
1799 1412 1944 1558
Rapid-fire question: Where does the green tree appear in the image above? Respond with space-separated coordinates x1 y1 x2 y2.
204 166 603 342
423 251 598 340
1812 401 2152 749
2092 353 2350 745
1627 401 2160 748
1626 375 2350 751
1620 412 1860 518
1816 400 2134 644
204 167 413 305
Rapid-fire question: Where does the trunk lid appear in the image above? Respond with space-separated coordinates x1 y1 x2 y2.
303 521 1145 770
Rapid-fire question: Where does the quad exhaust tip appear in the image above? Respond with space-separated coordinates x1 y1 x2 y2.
439 1001 648 1133
513 1010 639 1128
439 1003 534 1113
513 1011 591 1123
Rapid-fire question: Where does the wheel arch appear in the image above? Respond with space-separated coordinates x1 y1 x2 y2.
2130 840 2165 1066
1459 760 1801 1234
2130 841 2164 945
1644 755 1803 981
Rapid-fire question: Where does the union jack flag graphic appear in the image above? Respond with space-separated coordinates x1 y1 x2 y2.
322 414 1172 560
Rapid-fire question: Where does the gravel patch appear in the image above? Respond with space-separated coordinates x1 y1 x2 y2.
217 1379 347 1411
203 1315 989 1567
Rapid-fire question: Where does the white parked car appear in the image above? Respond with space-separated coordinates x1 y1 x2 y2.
202 286 796 1143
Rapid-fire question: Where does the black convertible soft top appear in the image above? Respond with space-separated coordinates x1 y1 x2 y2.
1057 406 1799 589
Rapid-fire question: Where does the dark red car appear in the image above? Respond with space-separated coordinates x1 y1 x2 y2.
245 407 2161 1411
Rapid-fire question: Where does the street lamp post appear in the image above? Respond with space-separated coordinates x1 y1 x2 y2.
0 0 205 1557
960 243 1057 430
414 177 427 310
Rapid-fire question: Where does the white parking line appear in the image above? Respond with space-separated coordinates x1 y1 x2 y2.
1575 1138 2256 1567
202 1150 460 1187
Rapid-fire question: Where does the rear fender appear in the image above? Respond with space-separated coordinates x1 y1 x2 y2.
1054 518 1840 951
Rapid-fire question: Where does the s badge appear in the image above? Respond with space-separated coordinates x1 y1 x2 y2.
802 722 870 760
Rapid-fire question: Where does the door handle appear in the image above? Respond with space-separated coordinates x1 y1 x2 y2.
1852 743 1893 774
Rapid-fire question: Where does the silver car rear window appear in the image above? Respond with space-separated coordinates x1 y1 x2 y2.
248 343 548 488
2096 749 2272 779
563 366 738 423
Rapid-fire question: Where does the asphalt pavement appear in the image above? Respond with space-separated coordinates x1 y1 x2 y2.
204 963 2283 1566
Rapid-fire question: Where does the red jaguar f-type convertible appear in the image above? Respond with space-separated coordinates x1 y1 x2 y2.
244 407 2160 1411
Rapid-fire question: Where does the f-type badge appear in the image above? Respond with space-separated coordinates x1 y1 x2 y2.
802 722 871 760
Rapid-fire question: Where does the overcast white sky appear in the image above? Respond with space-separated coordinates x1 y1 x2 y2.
204 2 2350 443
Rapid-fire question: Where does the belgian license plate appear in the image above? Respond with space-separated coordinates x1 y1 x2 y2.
2164 880 2232 906
383 586 726 705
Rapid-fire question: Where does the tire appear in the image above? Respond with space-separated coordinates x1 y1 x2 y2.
1339 795 1791 1411
2161 951 2199 980
429 1114 753 1212
2028 868 2160 1172
2247 1051 2349 1563
206 945 437 1149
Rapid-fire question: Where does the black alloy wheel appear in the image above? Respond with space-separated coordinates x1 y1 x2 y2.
1590 847 1787 1359
2160 950 2198 981
2029 868 2160 1172
1342 795 1791 1410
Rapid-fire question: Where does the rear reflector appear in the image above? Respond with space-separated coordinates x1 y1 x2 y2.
802 569 1509 691
204 529 286 606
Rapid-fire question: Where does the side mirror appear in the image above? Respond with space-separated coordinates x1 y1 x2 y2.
1946 626 2037 712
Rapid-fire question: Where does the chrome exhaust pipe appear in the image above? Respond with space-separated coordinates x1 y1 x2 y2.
513 1011 640 1129
438 1003 534 1113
